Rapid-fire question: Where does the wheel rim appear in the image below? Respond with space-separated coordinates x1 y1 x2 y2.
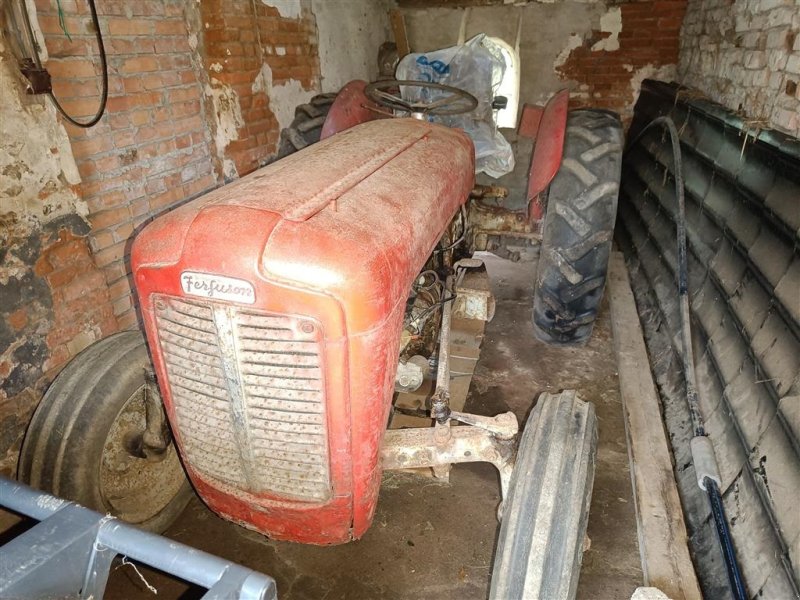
99 384 186 524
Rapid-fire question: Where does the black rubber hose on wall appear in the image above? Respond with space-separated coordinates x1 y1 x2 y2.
21 0 108 128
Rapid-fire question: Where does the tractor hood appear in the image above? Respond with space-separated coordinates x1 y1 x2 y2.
133 118 475 335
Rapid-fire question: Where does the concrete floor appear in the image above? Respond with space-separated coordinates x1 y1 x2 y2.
7 254 644 599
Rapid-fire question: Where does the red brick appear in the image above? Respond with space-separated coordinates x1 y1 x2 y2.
117 310 139 330
89 206 132 231
46 58 98 80
42 239 88 271
150 187 184 209
168 86 200 103
122 77 144 94
175 134 193 149
89 230 115 253
43 345 71 375
108 276 133 302
46 265 80 288
154 20 187 35
141 72 182 90
94 240 128 268
118 56 160 74
105 92 161 112
99 315 120 337
46 37 94 58
112 295 133 317
171 100 201 119
130 1 166 17
103 38 134 54
62 271 106 303
154 36 191 55
129 109 152 127
71 135 114 158
107 18 154 36
38 14 93 36
113 130 137 148
130 197 151 218
103 262 129 285
7 308 28 332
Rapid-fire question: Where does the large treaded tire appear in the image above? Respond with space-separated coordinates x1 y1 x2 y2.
18 331 193 533
533 109 623 345
490 390 597 600
275 92 337 159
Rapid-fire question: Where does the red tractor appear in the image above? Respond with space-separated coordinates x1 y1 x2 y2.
19 76 622 597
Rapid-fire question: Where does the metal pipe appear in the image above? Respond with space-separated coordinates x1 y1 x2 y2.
0 478 67 520
430 275 454 425
0 477 276 599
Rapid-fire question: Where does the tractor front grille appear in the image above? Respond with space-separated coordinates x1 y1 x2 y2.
153 296 331 502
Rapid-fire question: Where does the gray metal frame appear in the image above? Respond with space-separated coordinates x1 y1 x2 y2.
0 476 277 600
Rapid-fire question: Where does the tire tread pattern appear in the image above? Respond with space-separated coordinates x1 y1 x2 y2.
276 93 337 159
18 331 192 533
489 390 598 600
533 109 623 344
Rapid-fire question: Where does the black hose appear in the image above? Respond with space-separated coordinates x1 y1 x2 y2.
21 0 108 128
626 116 747 600
707 478 748 598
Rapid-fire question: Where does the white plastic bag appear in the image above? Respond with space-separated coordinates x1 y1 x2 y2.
396 34 515 178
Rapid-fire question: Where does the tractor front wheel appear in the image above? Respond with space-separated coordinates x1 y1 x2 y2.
533 109 623 345
18 331 193 533
490 390 597 600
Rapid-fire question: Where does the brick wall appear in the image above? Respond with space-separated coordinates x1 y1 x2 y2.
35 0 218 331
678 0 800 136
200 0 320 177
558 0 688 117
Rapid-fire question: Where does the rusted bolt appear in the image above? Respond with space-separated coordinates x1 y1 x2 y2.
300 321 315 334
154 299 167 311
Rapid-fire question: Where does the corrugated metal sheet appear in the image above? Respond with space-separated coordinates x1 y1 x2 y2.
618 80 800 599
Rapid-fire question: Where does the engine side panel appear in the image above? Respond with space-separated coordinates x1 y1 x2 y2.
132 119 475 544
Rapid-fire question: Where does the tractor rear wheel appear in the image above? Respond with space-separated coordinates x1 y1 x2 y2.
18 331 193 533
276 93 338 159
532 109 623 345
490 390 597 600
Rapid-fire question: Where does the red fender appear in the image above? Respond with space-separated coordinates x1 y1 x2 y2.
320 80 386 140
521 89 569 222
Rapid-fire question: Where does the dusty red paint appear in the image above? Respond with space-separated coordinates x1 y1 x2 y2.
320 80 385 140
132 119 475 544
527 89 569 222
518 103 544 140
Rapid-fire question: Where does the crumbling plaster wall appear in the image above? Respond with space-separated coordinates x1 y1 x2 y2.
313 0 393 93
399 0 686 120
678 0 800 136
0 32 117 476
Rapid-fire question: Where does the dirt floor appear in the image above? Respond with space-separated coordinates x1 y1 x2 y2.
3 254 643 599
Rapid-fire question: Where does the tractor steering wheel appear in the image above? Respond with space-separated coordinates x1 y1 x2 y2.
365 80 478 117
